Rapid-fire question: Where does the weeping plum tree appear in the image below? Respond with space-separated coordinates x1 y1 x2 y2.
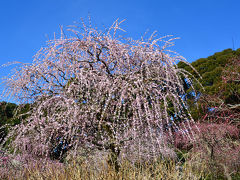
1 20 199 168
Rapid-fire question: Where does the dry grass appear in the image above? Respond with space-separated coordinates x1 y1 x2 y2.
4 153 209 180
2 147 240 180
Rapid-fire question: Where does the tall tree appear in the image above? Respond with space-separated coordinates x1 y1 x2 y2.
1 20 198 168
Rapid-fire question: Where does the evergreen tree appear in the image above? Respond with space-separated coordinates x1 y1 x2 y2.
178 48 240 122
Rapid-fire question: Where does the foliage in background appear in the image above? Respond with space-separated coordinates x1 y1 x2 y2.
0 102 30 150
177 48 240 123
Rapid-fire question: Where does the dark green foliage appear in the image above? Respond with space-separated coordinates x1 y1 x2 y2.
0 102 30 146
0 102 17 142
178 48 240 121
0 102 17 125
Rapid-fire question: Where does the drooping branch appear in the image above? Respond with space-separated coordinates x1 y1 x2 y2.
1 19 200 163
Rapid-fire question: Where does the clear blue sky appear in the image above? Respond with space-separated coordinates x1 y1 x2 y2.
0 0 239 101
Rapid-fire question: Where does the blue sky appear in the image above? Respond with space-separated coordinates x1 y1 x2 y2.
0 0 239 101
